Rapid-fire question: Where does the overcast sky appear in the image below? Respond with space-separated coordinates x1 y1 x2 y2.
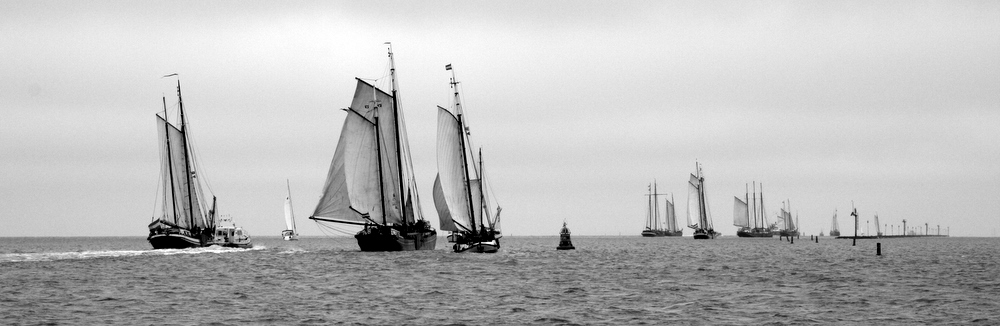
2 0 998 237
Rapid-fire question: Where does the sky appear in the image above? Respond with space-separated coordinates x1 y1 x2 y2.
1 0 998 237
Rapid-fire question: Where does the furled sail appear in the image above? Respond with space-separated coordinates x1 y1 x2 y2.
156 115 205 230
434 106 474 231
733 196 749 227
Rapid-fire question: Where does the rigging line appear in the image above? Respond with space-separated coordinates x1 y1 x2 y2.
151 143 164 222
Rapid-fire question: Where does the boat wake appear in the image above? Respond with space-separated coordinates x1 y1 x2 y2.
1 246 264 263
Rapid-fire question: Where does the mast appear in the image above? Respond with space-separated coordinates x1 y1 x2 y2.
647 184 652 229
746 183 751 228
449 64 478 235
478 148 488 230
372 90 388 227
162 96 179 225
386 43 407 229
654 182 660 231
176 81 197 231
759 183 766 230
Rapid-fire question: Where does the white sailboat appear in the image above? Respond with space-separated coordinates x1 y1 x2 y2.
642 183 682 237
779 200 798 238
148 78 219 249
308 44 436 251
734 182 773 237
433 64 502 253
282 179 298 241
686 161 717 239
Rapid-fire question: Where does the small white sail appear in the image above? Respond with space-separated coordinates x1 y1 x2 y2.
665 199 677 232
284 182 296 233
830 211 839 233
733 196 749 227
433 175 458 231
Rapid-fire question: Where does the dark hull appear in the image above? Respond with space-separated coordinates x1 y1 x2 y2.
148 233 206 249
779 230 799 237
829 231 841 237
693 229 717 239
356 230 437 252
455 240 500 253
641 229 684 237
737 228 774 238
557 244 575 250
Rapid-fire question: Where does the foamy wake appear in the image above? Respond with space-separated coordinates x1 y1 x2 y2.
0 245 266 263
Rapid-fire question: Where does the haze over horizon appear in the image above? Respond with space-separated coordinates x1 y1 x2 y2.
2 1 998 237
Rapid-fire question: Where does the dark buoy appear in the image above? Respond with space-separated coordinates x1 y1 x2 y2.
877 242 882 256
557 221 575 250
815 236 819 243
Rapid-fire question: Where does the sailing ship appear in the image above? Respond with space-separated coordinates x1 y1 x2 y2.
433 64 502 253
282 179 298 241
734 182 773 237
557 221 575 250
147 78 219 249
829 210 841 237
642 182 682 237
309 44 436 252
778 200 799 238
686 162 717 239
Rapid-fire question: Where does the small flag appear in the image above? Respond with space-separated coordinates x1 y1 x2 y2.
445 64 452 70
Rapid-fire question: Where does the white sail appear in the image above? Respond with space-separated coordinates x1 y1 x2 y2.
312 108 383 224
874 214 880 235
733 196 749 227
433 175 459 231
665 199 677 232
686 174 700 228
434 106 474 230
284 182 296 232
156 115 205 230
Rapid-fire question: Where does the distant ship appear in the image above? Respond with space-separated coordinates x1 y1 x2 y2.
778 200 799 238
281 180 298 241
309 44 436 252
829 210 841 237
734 182 773 238
432 64 502 253
557 221 575 250
147 78 219 249
642 182 683 237
686 162 717 239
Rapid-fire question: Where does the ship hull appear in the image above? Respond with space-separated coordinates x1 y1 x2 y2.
642 229 684 237
281 230 298 241
356 230 437 252
829 231 841 237
455 240 500 253
693 229 717 239
148 233 206 249
736 228 774 238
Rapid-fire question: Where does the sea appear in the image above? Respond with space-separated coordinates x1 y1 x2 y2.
1 236 997 325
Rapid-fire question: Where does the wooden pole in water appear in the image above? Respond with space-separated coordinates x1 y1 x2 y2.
877 242 882 256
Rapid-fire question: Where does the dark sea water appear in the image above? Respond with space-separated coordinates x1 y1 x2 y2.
1 236 998 325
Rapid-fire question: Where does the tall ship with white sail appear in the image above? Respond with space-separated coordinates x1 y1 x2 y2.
829 210 841 237
686 162 717 239
433 64 502 253
147 78 219 249
309 44 436 251
282 180 298 241
642 182 682 237
734 182 773 237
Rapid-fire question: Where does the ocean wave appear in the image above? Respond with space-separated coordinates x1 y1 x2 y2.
0 245 264 262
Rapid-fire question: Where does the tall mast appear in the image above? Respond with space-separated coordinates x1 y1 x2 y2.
759 183 765 230
746 183 751 228
371 87 388 227
176 81 197 231
162 96 179 225
448 64 478 235
385 42 408 227
479 148 489 230
654 182 660 231
647 184 652 229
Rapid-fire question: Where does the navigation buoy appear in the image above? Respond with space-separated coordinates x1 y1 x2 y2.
557 221 575 250
877 242 882 256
